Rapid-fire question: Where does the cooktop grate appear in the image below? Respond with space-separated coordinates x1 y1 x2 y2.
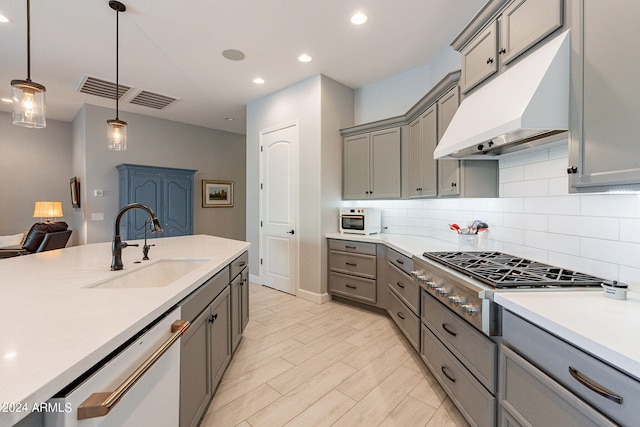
423 251 606 288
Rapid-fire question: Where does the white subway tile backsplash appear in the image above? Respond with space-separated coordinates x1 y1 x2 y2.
548 215 619 240
503 179 549 197
524 196 580 215
364 148 640 287
581 195 640 218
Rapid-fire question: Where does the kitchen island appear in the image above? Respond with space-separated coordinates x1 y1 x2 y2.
0 234 249 426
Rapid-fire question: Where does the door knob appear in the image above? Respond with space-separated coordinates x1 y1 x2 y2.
287 229 295 235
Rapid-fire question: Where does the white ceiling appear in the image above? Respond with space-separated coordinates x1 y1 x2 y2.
0 0 487 135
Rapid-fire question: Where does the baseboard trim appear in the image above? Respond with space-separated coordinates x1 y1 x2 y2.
249 273 261 284
297 288 331 305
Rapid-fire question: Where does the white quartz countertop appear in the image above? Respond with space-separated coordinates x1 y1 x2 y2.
327 232 640 381
0 234 249 426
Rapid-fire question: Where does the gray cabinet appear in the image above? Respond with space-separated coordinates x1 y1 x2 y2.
230 252 249 353
457 0 564 94
409 105 438 197
179 267 230 427
568 0 640 192
343 127 402 199
117 164 196 240
437 86 462 196
328 240 377 304
501 309 638 426
499 345 616 427
386 249 420 351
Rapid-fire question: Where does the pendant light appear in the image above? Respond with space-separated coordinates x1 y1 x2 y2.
107 1 127 151
11 0 46 128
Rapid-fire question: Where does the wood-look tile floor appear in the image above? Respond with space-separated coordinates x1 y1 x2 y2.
201 283 470 427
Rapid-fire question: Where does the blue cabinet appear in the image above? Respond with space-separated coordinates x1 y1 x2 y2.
117 164 197 240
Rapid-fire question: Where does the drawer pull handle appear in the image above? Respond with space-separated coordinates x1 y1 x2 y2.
238 261 246 267
441 366 456 383
569 366 623 404
77 319 190 420
397 312 405 320
345 245 357 249
442 323 457 337
396 281 405 289
345 262 357 267
345 284 357 290
396 259 404 265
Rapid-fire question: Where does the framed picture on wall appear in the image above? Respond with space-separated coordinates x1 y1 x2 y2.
70 177 80 208
202 180 233 208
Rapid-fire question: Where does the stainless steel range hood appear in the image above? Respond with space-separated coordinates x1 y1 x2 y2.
434 30 570 160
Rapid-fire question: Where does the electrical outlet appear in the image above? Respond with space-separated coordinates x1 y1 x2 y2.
91 213 104 221
94 189 104 197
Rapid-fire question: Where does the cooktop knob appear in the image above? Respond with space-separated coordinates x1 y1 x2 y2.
448 295 465 306
436 288 450 297
426 280 439 290
461 304 480 316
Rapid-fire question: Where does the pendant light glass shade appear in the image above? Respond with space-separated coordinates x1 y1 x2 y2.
11 79 46 128
107 118 127 151
108 1 127 151
11 0 46 128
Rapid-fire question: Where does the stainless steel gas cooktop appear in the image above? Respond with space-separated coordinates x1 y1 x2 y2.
422 251 606 289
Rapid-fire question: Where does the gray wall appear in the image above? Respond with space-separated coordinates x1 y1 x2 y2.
0 111 75 238
246 74 353 300
74 104 246 244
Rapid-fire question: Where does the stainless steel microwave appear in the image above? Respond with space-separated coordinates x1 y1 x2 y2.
339 207 381 235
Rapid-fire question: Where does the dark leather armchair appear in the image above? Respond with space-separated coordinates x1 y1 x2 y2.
0 222 72 259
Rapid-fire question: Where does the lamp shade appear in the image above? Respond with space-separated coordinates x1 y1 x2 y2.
11 79 46 128
33 201 63 221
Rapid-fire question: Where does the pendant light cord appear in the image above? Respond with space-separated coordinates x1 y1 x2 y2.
26 0 31 82
115 6 120 120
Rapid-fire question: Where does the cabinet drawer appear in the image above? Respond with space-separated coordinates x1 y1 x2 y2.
230 251 248 279
422 325 496 427
388 262 419 315
181 266 229 322
499 344 617 427
503 310 640 427
422 291 496 393
329 250 376 279
328 239 376 256
386 248 414 275
329 271 376 304
388 287 420 351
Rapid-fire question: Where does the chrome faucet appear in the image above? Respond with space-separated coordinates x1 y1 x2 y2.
111 203 164 270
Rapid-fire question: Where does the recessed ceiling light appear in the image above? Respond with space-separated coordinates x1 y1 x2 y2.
298 54 312 63
1 98 12 103
222 49 245 61
253 78 265 85
351 12 367 25
0 14 10 24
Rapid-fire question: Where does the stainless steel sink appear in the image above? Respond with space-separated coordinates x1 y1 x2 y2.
86 258 210 289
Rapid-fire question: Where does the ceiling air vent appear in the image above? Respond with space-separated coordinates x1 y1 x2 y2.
128 90 178 110
77 75 131 100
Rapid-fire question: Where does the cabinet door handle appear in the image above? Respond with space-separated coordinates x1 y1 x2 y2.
345 284 357 290
568 366 623 404
397 312 405 320
442 323 457 337
486 57 494 64
77 319 190 420
441 366 456 383
208 313 218 324
499 47 506 54
396 281 405 289
345 262 357 267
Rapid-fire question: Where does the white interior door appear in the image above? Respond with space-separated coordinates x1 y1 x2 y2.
260 123 298 295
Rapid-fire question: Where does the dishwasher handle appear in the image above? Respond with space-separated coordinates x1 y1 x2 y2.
77 319 190 420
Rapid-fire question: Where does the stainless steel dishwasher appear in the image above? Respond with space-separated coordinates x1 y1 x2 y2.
45 307 189 426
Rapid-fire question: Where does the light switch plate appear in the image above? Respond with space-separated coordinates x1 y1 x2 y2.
91 213 104 221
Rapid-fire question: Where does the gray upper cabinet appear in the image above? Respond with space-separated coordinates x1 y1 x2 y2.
568 0 640 192
343 127 401 200
499 0 563 66
460 21 499 93
409 105 438 198
457 0 564 94
437 86 462 196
